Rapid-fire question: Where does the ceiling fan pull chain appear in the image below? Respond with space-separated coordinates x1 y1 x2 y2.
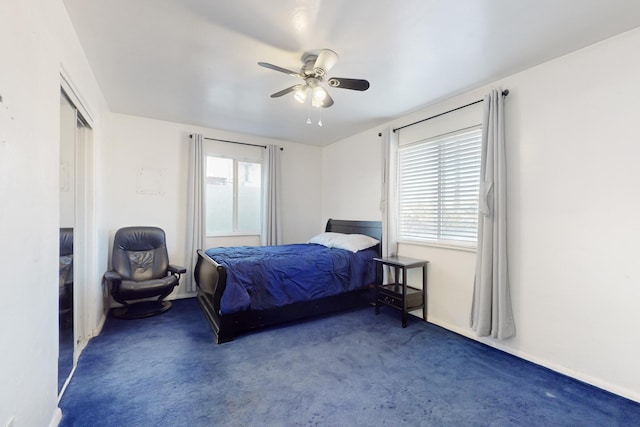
306 97 312 124
318 107 323 127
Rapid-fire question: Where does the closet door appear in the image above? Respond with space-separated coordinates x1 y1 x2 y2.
58 91 76 394
58 87 94 397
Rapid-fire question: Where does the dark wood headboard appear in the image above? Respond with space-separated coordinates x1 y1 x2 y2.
325 219 382 243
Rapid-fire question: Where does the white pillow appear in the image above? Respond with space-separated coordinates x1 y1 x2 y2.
307 232 344 247
308 232 380 253
334 233 380 252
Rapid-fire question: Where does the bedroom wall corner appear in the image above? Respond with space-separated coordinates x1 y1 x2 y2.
321 131 383 225
107 114 324 298
321 27 640 403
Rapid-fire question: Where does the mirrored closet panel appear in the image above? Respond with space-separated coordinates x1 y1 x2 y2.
58 88 91 396
59 91 75 394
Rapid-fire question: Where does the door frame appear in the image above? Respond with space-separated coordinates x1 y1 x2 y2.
60 69 96 366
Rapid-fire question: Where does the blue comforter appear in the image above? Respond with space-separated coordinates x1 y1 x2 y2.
205 244 378 314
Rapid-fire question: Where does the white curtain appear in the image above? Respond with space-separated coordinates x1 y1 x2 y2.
470 89 515 339
380 128 399 281
380 127 399 258
184 133 205 293
261 144 282 246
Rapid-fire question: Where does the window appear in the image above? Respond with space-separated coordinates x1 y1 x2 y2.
397 126 482 247
206 155 261 235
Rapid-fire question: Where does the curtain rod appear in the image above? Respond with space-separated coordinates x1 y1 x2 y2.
189 134 283 150
389 89 509 134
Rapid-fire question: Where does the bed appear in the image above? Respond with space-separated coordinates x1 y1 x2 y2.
194 219 382 343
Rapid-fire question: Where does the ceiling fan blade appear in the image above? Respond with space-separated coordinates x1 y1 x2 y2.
327 78 370 91
270 85 299 98
258 62 302 78
313 49 338 76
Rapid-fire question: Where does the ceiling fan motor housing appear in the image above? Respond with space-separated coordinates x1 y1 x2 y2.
301 52 318 63
301 54 319 76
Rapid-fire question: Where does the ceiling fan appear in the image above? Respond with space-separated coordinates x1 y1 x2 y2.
258 49 370 108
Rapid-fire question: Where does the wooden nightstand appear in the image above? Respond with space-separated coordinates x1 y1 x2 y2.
373 256 428 327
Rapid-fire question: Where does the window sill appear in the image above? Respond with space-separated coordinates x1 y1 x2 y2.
206 232 261 238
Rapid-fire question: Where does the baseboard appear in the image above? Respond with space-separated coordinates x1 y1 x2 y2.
172 292 197 300
429 317 640 404
57 364 78 404
106 292 196 309
95 311 107 336
48 407 62 427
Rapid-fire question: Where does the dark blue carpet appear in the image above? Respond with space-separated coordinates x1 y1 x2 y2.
59 298 640 426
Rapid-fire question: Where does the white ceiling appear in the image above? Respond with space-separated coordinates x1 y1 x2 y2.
63 0 640 146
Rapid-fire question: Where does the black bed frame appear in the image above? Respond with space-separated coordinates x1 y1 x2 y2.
194 219 382 343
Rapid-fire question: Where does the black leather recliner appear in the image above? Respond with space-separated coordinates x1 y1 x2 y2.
104 226 186 319
59 228 74 328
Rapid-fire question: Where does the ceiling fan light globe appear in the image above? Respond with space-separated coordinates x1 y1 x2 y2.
313 86 327 101
293 87 307 103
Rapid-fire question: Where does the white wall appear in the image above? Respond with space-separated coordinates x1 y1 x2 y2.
108 114 323 298
322 28 640 402
321 134 382 223
0 1 110 426
107 113 189 289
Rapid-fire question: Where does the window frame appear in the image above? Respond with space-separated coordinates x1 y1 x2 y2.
396 125 482 251
205 153 262 237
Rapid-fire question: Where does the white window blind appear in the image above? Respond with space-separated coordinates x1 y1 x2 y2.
398 125 482 247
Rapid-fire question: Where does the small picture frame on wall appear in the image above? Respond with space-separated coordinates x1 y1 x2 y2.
136 168 164 195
